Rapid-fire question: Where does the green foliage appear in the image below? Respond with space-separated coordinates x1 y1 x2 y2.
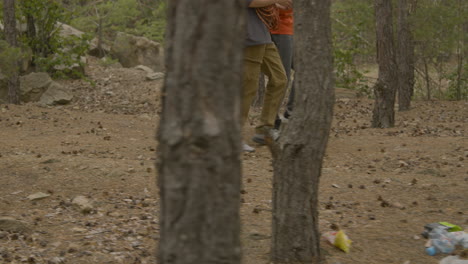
18 0 69 57
411 0 467 100
35 34 91 79
0 40 23 77
98 56 119 67
331 1 374 96
69 0 166 43
444 64 468 100
15 0 90 78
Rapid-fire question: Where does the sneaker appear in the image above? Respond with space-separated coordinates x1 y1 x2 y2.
242 142 255 152
274 117 282 130
252 128 279 145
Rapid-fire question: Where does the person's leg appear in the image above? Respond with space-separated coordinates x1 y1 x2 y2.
271 34 293 127
256 43 287 134
242 45 266 126
271 34 293 79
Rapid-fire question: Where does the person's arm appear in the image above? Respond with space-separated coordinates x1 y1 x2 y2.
249 0 292 8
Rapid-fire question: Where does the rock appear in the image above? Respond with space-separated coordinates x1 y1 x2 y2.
16 72 73 104
71 195 94 214
146 72 165 81
135 65 154 74
111 32 164 72
0 217 31 233
58 22 84 38
39 82 73 105
27 192 51 201
47 257 66 264
439 256 468 264
19 72 53 102
71 227 87 233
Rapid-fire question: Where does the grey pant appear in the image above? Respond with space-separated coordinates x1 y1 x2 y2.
271 34 294 114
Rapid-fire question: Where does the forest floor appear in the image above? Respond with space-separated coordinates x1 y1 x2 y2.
0 57 467 264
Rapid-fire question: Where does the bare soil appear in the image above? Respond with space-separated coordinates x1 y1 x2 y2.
0 57 467 264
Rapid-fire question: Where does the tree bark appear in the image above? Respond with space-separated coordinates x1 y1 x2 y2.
372 0 398 128
3 0 20 104
396 0 415 111
455 0 465 100
423 57 431 100
271 1 334 263
157 1 244 264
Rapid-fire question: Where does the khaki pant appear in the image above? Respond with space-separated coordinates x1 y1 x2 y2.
242 43 287 134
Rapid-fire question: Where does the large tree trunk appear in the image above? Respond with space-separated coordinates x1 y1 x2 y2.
3 0 20 104
372 0 398 128
396 0 415 111
271 0 334 263
157 1 244 264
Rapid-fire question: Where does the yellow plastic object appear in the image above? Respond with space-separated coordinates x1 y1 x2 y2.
322 230 352 253
334 230 352 253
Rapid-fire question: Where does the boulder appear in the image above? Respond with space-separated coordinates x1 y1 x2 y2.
20 72 53 102
39 82 73 105
16 72 73 105
111 32 164 72
57 22 84 38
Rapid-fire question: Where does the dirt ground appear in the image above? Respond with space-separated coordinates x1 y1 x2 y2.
0 57 467 264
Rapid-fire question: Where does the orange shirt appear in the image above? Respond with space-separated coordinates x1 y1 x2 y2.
270 9 293 35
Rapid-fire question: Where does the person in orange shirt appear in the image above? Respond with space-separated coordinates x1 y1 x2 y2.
271 7 294 129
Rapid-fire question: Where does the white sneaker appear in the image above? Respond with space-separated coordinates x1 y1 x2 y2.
242 142 255 152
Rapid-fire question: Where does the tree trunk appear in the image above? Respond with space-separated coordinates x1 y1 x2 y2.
423 57 431 100
396 0 415 111
455 0 465 100
3 0 20 104
372 0 398 128
25 14 37 58
271 0 334 263
157 1 244 264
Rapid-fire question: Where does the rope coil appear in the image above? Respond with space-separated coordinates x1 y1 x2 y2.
255 5 279 31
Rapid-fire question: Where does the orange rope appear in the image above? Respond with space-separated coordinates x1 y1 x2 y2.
256 5 279 31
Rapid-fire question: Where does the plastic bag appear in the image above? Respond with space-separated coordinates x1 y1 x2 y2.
322 230 352 253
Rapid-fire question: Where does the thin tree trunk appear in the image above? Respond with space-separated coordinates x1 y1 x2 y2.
372 0 398 128
423 57 431 100
271 1 334 263
396 0 415 111
455 0 464 100
157 1 244 264
3 0 20 104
